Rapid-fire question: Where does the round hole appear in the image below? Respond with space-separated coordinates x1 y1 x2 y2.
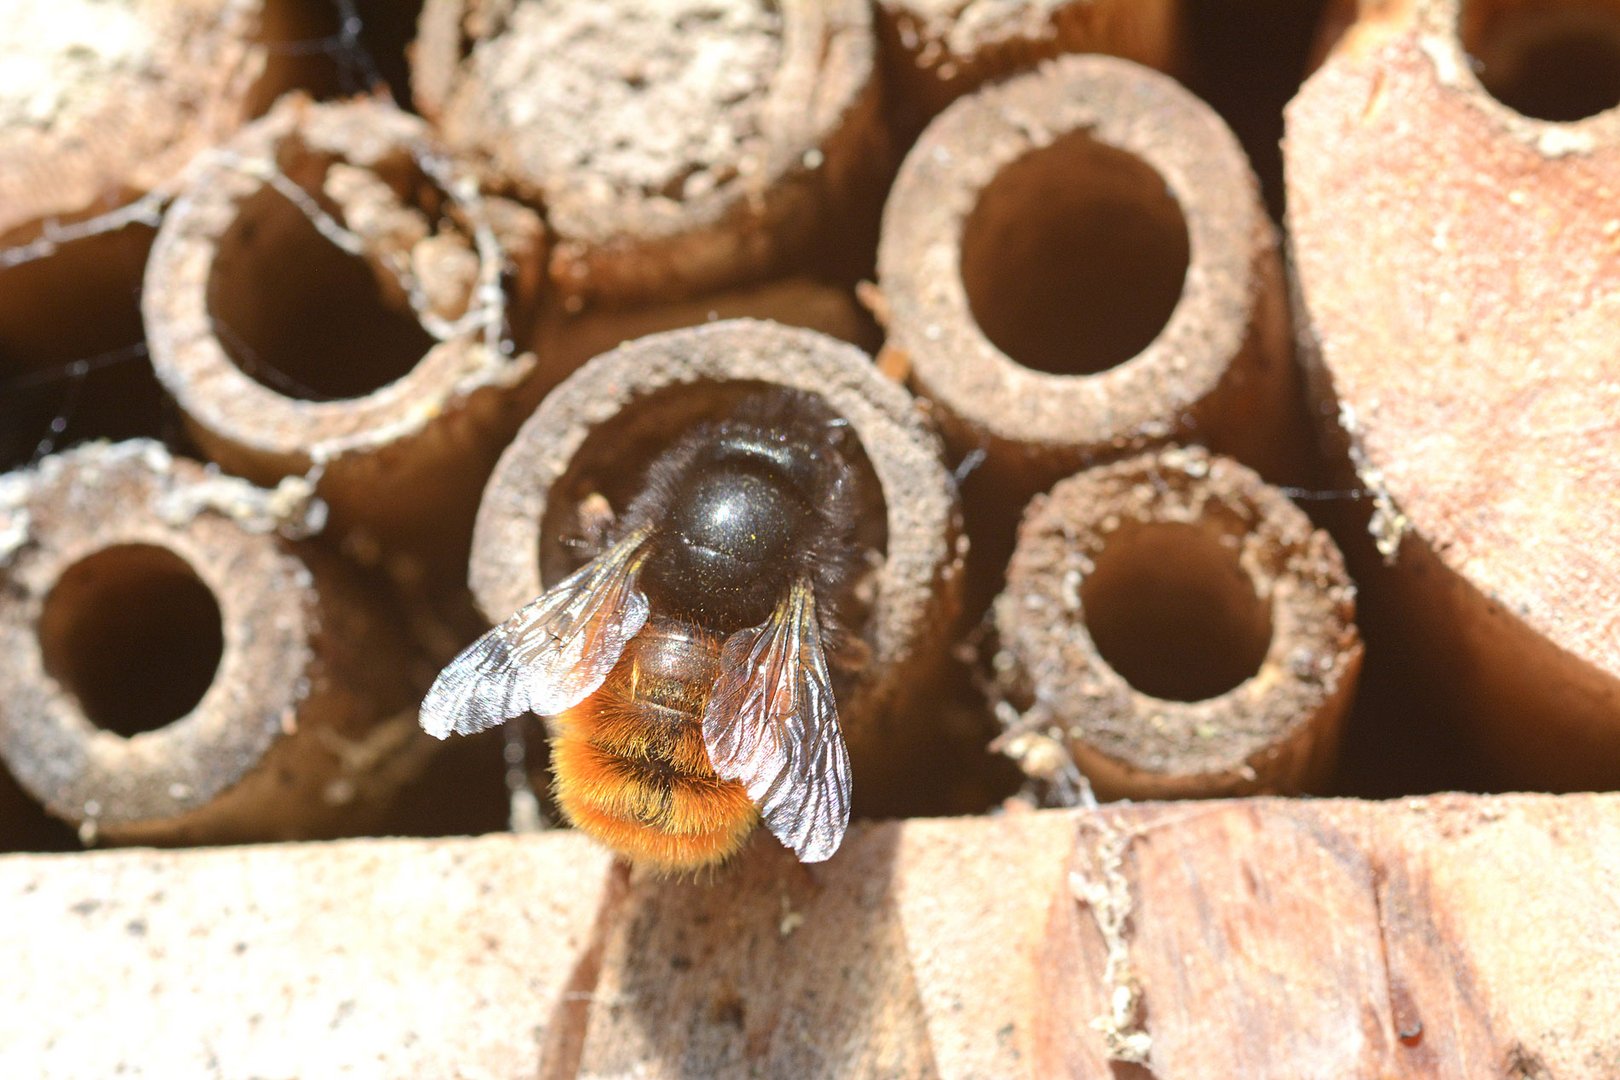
1462 1 1620 122
960 132 1191 377
208 184 436 401
1080 521 1272 702
38 545 225 736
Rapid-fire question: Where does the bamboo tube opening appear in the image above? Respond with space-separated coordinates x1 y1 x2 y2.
993 447 1361 800
144 95 546 562
37 545 224 738
960 134 1189 377
0 440 434 844
1461 0 1620 121
877 55 1303 489
469 320 962 815
210 187 437 401
1081 521 1272 703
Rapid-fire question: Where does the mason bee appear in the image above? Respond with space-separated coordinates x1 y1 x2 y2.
420 389 869 869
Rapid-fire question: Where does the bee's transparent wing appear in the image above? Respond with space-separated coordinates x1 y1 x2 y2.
419 530 651 738
702 580 851 862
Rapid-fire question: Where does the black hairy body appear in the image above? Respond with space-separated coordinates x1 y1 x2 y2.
611 388 863 648
422 385 870 869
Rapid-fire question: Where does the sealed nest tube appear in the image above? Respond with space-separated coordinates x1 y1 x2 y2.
413 0 886 306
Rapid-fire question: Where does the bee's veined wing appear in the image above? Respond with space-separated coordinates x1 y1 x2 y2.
702 579 851 862
418 529 651 739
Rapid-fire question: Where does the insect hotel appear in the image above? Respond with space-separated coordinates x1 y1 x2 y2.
1 1 1617 1076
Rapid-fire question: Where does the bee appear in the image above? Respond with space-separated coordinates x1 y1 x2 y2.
419 389 868 869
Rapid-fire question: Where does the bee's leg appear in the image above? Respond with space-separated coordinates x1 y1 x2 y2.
563 491 617 556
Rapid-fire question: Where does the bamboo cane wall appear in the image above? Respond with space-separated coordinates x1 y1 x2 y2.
2 1 1619 1075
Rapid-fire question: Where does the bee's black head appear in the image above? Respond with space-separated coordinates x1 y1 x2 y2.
624 389 858 633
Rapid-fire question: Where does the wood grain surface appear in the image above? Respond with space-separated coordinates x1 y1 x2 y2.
3 795 1616 1077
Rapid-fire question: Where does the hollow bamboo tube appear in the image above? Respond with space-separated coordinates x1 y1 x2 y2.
875 55 1308 493
0 440 436 844
991 446 1362 800
413 0 885 307
1287 0 1620 790
467 319 963 806
0 0 337 247
142 94 545 570
874 0 1182 130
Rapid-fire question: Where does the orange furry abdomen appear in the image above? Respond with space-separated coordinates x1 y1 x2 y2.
551 619 756 871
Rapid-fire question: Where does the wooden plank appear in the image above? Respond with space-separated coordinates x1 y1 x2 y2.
1 796 1617 1077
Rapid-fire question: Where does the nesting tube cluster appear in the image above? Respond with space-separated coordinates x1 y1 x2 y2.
142 94 546 569
992 447 1362 800
414 0 885 307
877 55 1305 493
1288 0 1620 789
468 319 963 801
0 3 1399 856
0 441 434 844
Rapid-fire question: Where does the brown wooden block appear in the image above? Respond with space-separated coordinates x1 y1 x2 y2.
1286 0 1620 789
0 832 619 1077
2 797 1617 1076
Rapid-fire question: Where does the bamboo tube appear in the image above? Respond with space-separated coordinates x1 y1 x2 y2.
142 94 545 571
0 0 341 248
467 319 962 809
413 0 885 307
874 0 1182 130
531 277 878 379
0 440 436 844
1286 0 1620 790
875 55 1308 493
991 446 1362 800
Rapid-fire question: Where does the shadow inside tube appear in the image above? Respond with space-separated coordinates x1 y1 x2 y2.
1461 0 1620 122
0 223 182 473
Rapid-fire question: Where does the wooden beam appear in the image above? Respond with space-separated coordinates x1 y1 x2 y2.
3 795 1617 1076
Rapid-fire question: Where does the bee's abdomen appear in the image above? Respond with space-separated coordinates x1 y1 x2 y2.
551 620 756 870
